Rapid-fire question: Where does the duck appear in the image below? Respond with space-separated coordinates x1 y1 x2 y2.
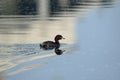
40 35 65 50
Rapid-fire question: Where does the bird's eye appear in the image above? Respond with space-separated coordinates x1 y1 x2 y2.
60 37 62 39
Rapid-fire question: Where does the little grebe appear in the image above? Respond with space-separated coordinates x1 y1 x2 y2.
40 35 65 50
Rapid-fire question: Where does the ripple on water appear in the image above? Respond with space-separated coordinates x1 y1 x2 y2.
0 43 76 75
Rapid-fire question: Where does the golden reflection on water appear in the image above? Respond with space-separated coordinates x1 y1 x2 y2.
0 19 75 44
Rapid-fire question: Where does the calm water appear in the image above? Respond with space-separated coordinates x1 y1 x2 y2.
0 0 118 80
0 19 76 78
0 43 76 76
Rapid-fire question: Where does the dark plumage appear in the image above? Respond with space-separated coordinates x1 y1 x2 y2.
40 35 65 50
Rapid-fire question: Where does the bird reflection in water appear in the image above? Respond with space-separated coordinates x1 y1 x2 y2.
55 48 65 55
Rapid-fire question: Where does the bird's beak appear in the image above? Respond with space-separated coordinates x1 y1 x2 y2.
62 37 65 39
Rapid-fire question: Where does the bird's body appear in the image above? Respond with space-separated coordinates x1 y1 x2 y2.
40 41 60 50
40 35 64 50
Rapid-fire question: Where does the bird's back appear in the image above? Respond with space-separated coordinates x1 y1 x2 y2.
40 41 55 50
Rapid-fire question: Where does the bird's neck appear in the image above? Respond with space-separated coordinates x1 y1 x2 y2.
54 41 60 48
55 38 59 42
55 40 59 44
